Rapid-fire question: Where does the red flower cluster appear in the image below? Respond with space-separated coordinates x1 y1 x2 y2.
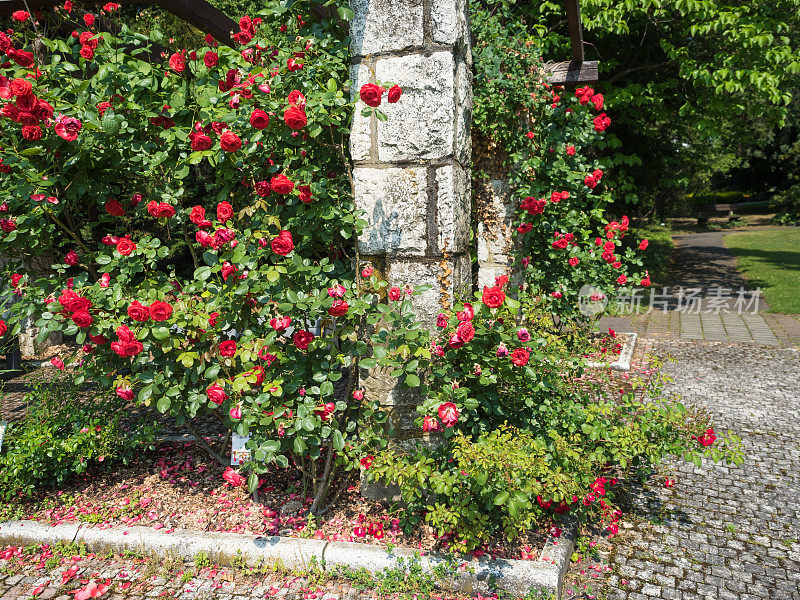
358 83 402 107
127 300 173 322
520 196 547 215
584 168 604 189
58 288 94 328
110 325 143 357
0 76 56 141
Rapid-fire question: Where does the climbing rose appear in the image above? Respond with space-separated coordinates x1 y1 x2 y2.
639 239 649 250
105 199 125 216
387 84 402 103
116 237 136 256
54 115 82 141
422 415 439 432
388 287 402 301
270 316 291 331
481 286 505 308
359 83 384 107
116 386 134 401
64 250 79 266
219 340 237 357
249 109 269 129
664 478 674 488
207 384 228 405
510 348 530 366
110 326 143 357
12 10 29 21
436 313 448 328
149 301 173 321
271 230 294 256
697 428 716 446
204 51 218 67
191 133 212 151
283 105 307 129
298 184 312 204
168 52 185 72
83 13 95 26
292 330 314 350
270 174 294 194
71 311 93 328
569 257 579 266
216 201 233 223
616 274 627 285
127 301 150 322
10 78 32 97
456 303 474 321
437 402 459 427
593 112 611 132
328 299 349 316
456 321 475 343
566 145 575 155
220 131 242 152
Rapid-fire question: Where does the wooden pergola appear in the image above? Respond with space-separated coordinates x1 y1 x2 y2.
545 0 598 85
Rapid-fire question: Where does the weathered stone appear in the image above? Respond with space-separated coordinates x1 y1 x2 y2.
349 0 424 56
476 178 514 288
354 166 428 257
386 255 471 326
454 58 472 166
435 164 470 254
374 52 456 162
431 0 467 47
348 61 373 163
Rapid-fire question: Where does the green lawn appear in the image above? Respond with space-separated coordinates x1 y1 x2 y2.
724 228 800 314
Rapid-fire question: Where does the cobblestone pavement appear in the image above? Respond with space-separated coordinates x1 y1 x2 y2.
599 340 800 600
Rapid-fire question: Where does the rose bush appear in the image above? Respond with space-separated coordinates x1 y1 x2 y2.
0 0 413 509
472 4 650 328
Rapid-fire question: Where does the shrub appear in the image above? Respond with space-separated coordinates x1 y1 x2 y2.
368 285 743 552
0 377 156 499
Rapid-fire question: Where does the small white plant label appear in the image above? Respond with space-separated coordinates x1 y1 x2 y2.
0 421 7 453
231 433 251 466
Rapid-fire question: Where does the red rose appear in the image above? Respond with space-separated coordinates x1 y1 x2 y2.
97 101 112 117
204 51 218 67
222 466 244 485
697 427 716 447
206 383 228 405
64 250 79 266
12 10 29 22
270 174 294 195
437 402 459 427
388 287 402 301
127 300 150 322
298 184 312 204
0 320 7 336
271 230 294 256
481 286 505 308
292 330 314 350
169 52 185 73
105 199 125 216
190 133 212 151
387 84 402 103
149 301 173 322
15 93 38 112
219 340 237 357
117 237 136 256
148 202 174 218
510 348 530 366
10 50 35 68
220 131 242 152
359 83 384 107
79 32 99 49
189 205 206 225
639 239 649 250
83 13 95 26
209 312 220 326
254 180 270 197
249 109 269 129
71 311 93 328
283 106 307 129
566 145 576 155
10 78 32 97
616 274 627 285
328 299 349 317
593 113 611 132
131 193 144 206
456 321 475 343
216 201 233 223
569 257 579 266
54 115 81 141
21 125 42 140
36 100 54 121
287 90 306 107
79 46 94 60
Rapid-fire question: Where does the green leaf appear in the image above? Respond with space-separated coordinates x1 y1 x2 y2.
336 6 355 21
494 491 510 506
405 374 421 387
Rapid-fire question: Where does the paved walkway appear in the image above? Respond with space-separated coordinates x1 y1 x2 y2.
598 228 800 346
600 340 800 600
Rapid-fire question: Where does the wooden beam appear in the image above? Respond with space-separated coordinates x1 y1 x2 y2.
155 0 236 46
545 60 598 85
563 0 584 63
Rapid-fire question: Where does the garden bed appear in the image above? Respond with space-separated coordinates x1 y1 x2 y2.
0 436 553 562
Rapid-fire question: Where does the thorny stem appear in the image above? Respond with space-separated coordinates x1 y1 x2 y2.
185 420 229 467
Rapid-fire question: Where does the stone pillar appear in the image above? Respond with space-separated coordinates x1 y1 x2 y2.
475 177 514 288
350 0 472 498
350 0 472 325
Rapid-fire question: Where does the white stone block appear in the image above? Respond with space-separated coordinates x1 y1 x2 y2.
349 61 374 162
354 167 429 257
455 58 472 166
387 255 471 326
435 164 470 254
431 0 467 46
350 0 424 56
375 52 456 161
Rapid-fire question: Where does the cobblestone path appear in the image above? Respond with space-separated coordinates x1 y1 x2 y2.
603 341 800 600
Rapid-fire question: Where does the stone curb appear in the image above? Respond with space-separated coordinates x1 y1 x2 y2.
585 332 637 372
0 519 576 598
